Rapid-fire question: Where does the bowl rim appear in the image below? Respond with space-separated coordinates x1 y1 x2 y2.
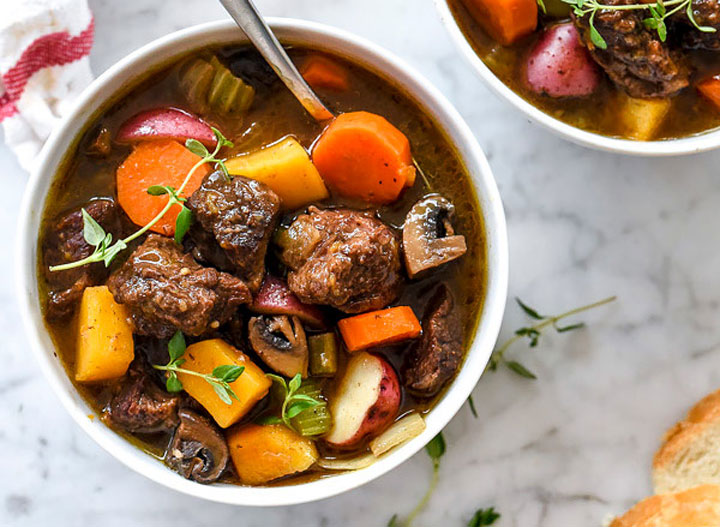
434 0 720 157
16 18 509 506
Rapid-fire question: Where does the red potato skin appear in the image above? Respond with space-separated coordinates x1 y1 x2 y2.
525 22 600 98
326 355 401 449
250 275 327 328
116 107 217 147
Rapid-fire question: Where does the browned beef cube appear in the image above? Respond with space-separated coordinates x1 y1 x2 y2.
42 199 122 319
279 206 402 314
404 284 463 397
107 234 251 338
573 2 689 98
187 171 280 291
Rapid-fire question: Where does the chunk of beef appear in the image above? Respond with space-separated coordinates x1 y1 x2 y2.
42 199 122 319
187 171 280 291
107 234 251 338
404 284 463 397
573 2 690 97
105 360 179 433
279 207 402 313
678 0 720 50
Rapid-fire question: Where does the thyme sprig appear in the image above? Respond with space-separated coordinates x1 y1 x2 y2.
261 374 325 432
49 128 232 272
153 331 244 405
487 295 617 379
557 0 716 50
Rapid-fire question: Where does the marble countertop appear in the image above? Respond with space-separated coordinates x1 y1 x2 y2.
4 0 720 525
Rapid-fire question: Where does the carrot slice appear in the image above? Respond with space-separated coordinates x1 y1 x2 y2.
312 111 416 204
698 75 720 112
338 306 422 352
300 54 349 92
116 139 210 236
461 0 538 46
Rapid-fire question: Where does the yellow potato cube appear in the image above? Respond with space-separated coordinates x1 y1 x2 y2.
225 136 329 210
178 339 271 428
75 286 134 383
226 424 318 485
620 95 672 141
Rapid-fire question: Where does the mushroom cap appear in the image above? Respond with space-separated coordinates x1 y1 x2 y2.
166 408 230 484
249 315 309 378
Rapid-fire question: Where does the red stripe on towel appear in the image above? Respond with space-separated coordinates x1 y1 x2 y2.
0 17 94 121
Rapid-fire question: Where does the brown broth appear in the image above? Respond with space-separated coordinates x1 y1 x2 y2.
37 45 487 486
448 0 720 140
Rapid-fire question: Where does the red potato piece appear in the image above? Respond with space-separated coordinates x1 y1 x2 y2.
325 352 400 448
250 275 326 329
116 107 217 148
525 22 600 98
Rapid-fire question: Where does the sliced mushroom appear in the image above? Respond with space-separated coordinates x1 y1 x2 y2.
402 194 467 279
249 315 309 377
166 409 229 484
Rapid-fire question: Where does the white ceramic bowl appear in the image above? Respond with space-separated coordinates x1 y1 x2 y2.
434 0 720 156
16 19 508 506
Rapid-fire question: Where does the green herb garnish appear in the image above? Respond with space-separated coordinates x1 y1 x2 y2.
468 507 501 526
487 295 616 380
153 330 244 404
391 432 446 526
260 373 325 432
49 128 232 272
555 0 716 49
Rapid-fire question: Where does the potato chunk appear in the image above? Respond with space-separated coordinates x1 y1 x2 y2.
178 339 271 428
619 95 671 141
75 286 134 383
226 424 318 485
225 136 328 210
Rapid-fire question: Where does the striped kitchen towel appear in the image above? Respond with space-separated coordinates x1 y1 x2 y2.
0 0 94 171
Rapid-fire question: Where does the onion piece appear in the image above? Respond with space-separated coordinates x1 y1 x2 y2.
369 413 426 457
316 453 376 471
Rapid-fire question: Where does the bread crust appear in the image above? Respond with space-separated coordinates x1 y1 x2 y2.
610 485 720 527
653 389 720 493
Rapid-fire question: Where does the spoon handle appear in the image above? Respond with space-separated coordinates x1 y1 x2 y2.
219 0 334 122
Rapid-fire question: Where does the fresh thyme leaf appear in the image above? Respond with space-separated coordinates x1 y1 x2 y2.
81 208 106 246
516 298 543 319
174 205 193 245
469 507 501 527
506 360 538 380
146 185 170 196
212 364 244 383
589 22 607 49
537 0 547 13
102 239 127 267
425 432 446 461
286 400 319 419
555 322 585 333
288 373 302 394
185 138 209 158
211 127 233 149
166 372 183 393
387 514 399 527
468 394 478 418
213 382 232 405
168 331 186 361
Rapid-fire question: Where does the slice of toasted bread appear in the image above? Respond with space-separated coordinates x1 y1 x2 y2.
610 485 720 527
653 389 720 494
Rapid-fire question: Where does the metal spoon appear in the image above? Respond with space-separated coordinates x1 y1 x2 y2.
218 0 334 122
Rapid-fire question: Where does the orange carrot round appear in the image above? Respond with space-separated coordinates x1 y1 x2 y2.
311 111 416 204
300 54 349 92
116 139 210 236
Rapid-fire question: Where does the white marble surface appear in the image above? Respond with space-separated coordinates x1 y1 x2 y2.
4 0 720 525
